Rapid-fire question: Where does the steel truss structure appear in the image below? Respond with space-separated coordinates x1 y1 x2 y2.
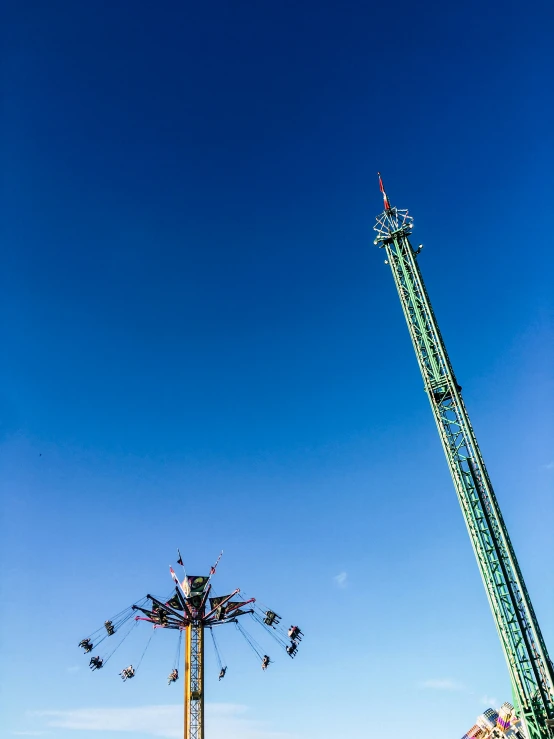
185 623 204 739
373 176 554 739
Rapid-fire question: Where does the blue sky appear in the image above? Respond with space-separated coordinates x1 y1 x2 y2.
1 1 553 738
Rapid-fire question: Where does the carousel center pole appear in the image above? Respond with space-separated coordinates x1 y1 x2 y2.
184 622 204 739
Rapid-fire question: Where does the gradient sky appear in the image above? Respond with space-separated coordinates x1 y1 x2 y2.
1 1 553 738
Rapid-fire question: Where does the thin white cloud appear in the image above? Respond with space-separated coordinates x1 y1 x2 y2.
34 704 290 739
419 678 465 692
542 461 554 470
480 694 498 708
333 572 348 589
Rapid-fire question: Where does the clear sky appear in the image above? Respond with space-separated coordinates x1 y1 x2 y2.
1 1 553 738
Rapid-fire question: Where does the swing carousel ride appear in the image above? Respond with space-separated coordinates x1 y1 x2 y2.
78 551 303 739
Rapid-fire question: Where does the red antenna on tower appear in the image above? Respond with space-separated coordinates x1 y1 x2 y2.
378 172 391 211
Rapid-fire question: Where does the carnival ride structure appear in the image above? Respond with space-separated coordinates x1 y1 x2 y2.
79 551 303 739
373 174 554 739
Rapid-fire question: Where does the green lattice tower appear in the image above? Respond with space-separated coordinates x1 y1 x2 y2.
373 175 554 739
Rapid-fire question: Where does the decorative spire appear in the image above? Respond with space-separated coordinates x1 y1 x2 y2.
378 172 391 211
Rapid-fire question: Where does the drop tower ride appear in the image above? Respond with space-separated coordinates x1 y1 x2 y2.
373 175 554 739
